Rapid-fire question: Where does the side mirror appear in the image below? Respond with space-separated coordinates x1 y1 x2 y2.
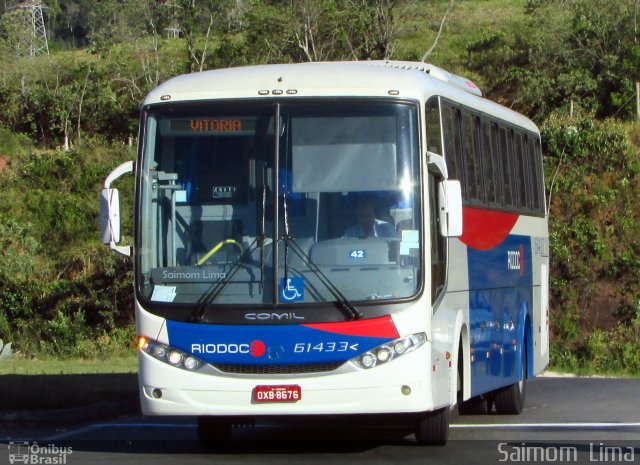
438 179 463 237
100 188 121 244
101 160 134 256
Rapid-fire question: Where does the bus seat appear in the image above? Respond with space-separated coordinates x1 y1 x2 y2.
309 237 395 266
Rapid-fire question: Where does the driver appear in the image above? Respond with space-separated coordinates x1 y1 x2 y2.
344 198 397 238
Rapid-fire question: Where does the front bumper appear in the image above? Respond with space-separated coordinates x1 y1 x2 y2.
139 343 434 416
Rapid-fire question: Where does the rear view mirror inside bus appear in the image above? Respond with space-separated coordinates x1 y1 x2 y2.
438 179 463 237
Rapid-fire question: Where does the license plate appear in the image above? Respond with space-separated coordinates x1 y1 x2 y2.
252 385 302 403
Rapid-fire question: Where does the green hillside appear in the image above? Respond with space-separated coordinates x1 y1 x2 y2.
0 0 638 374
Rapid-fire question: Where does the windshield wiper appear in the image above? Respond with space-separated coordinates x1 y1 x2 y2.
189 238 259 322
259 168 268 292
285 237 363 320
281 190 362 320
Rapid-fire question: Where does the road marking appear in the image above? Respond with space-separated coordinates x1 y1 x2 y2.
452 422 640 429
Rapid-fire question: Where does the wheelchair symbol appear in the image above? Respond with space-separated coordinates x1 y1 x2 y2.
280 277 304 302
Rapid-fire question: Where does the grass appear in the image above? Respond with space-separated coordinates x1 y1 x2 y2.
0 356 137 375
0 356 138 410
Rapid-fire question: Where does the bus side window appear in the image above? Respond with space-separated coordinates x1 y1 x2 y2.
429 173 446 303
425 97 443 155
481 119 499 205
528 136 543 214
442 104 465 198
462 112 484 203
491 123 504 206
513 132 529 210
499 127 515 208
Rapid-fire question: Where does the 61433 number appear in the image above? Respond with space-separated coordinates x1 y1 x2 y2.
293 342 359 353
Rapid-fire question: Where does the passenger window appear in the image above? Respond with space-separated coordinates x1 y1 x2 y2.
491 123 503 206
529 137 543 214
482 120 499 205
461 112 483 203
426 97 443 155
513 132 528 210
499 127 514 208
442 105 465 195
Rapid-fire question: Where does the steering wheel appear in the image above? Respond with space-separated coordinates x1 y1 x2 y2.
197 239 244 266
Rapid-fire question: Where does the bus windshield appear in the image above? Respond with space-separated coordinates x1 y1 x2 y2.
137 101 421 309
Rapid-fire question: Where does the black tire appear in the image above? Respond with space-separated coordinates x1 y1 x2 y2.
197 416 232 445
458 395 489 415
494 343 527 414
415 407 450 445
456 342 489 415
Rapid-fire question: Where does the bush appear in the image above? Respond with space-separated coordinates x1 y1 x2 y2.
544 116 640 375
0 131 135 359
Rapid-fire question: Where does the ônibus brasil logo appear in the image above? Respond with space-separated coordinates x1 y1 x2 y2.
191 340 266 357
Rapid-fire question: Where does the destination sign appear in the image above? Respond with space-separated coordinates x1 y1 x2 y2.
169 118 257 134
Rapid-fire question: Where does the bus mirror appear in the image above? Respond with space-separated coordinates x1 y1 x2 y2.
438 180 463 237
100 160 134 257
100 188 121 244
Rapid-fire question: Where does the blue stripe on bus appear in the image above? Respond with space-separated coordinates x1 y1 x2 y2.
166 320 393 365
467 235 532 396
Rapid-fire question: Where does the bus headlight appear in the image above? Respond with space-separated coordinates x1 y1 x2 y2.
350 333 427 369
138 336 203 372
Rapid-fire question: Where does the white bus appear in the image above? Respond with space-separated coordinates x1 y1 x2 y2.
101 61 549 445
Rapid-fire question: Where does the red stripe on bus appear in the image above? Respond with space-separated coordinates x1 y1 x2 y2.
459 207 519 250
304 316 400 339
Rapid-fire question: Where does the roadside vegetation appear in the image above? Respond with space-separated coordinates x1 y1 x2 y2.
0 356 137 375
0 0 638 376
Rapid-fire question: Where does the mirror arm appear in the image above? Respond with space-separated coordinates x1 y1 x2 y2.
427 152 448 178
105 160 134 189
110 242 132 257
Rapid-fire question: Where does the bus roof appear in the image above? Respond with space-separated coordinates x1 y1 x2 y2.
144 62 539 134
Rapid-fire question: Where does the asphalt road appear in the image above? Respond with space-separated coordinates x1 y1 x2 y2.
2 376 640 465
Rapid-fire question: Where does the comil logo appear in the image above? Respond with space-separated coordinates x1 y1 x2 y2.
507 245 525 277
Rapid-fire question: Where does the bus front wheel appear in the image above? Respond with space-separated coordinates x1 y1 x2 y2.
494 343 527 414
414 407 450 445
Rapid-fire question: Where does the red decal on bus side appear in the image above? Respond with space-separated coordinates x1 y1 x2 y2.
459 207 519 250
304 316 400 339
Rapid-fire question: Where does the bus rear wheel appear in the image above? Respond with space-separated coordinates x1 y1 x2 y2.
197 416 232 445
414 407 450 445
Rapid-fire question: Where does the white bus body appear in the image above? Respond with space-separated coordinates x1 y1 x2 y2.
101 61 549 444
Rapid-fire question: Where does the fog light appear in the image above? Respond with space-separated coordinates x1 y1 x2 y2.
184 356 199 371
401 385 411 396
394 340 407 355
349 333 427 369
167 351 182 365
360 352 377 368
152 388 163 399
377 348 392 363
153 345 167 358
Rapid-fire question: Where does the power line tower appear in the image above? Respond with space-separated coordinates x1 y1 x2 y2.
15 0 49 56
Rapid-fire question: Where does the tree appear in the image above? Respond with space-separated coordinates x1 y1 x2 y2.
242 0 400 64
466 0 640 120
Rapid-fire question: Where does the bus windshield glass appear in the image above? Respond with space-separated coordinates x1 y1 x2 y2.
137 101 421 308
